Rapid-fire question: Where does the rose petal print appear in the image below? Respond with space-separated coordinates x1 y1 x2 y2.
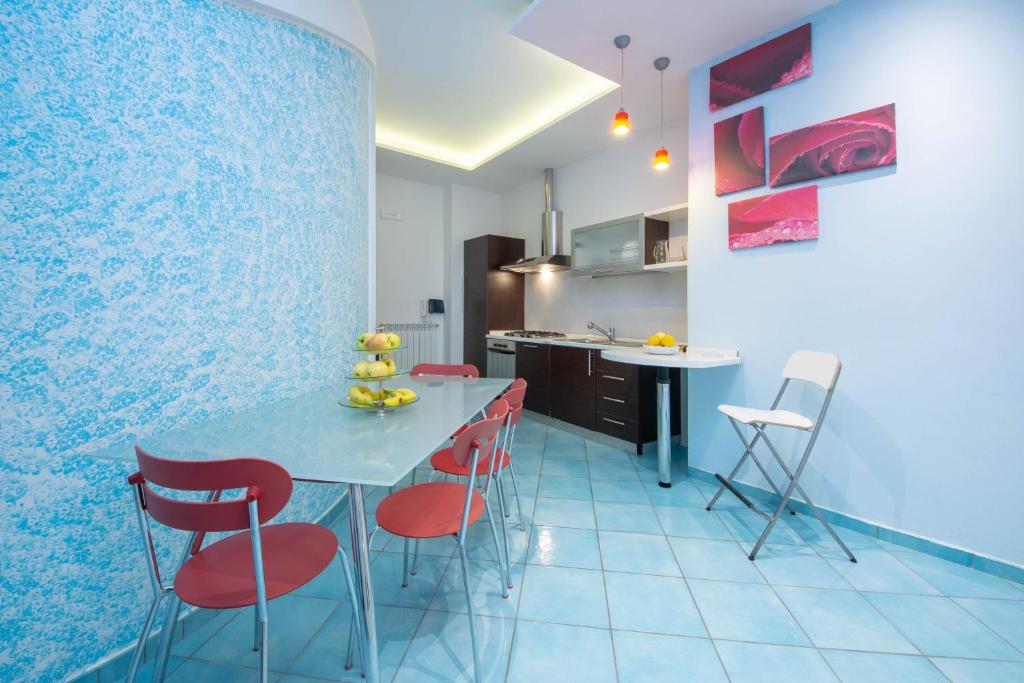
710 24 812 110
728 186 818 251
737 109 765 171
714 107 765 195
769 104 896 186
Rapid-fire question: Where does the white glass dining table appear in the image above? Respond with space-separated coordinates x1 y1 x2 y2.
87 375 513 683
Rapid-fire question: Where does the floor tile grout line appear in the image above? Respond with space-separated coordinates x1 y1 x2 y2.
670 527 733 681
889 553 1024 659
503 434 546 683
590 469 621 683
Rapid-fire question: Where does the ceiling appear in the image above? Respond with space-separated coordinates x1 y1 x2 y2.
363 0 617 171
372 0 838 192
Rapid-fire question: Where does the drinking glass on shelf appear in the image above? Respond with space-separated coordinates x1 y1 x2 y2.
653 239 669 264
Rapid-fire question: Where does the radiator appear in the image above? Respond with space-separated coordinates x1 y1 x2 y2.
375 322 441 370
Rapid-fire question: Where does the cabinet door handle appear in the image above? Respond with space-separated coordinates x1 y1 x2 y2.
522 344 540 349
587 350 591 376
602 417 626 426
601 374 625 381
601 396 626 404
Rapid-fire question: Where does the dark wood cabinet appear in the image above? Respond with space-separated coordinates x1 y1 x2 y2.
463 235 524 376
594 355 680 454
517 343 680 453
549 346 595 430
515 342 550 414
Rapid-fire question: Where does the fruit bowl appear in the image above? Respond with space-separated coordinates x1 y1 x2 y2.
643 344 680 355
353 346 405 354
346 369 409 380
340 395 419 412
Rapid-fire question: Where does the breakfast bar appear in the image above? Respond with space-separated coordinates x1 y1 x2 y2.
601 346 741 487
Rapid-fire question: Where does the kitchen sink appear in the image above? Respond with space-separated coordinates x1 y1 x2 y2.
564 337 643 348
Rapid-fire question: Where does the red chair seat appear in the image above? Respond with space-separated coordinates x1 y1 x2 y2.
376 482 484 539
175 523 336 609
430 447 510 477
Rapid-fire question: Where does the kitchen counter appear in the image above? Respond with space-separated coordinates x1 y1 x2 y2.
487 331 668 351
601 345 741 369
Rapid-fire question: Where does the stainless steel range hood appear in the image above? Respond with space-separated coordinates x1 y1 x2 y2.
500 168 570 273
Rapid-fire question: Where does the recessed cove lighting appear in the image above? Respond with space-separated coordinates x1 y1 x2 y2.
376 75 617 171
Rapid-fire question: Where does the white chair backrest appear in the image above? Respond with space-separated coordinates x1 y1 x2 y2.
782 351 841 390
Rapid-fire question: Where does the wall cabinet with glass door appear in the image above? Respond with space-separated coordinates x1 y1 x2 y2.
571 214 669 277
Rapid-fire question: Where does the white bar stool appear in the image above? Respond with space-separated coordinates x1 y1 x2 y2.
706 350 856 563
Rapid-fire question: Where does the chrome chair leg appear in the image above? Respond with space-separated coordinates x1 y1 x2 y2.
253 608 262 652
126 593 164 682
493 473 514 590
482 490 510 597
754 426 856 562
410 539 421 575
257 617 269 683
402 538 410 588
457 540 483 683
152 594 181 682
506 463 526 531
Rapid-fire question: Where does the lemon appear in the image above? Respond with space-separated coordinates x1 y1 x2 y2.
647 333 664 346
660 334 676 347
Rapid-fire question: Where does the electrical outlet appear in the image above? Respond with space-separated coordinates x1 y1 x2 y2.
379 208 404 221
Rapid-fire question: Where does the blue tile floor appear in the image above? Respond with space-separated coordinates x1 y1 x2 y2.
131 416 1024 682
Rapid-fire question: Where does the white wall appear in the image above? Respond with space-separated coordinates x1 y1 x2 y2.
501 122 690 340
376 174 445 325
687 0 1024 565
375 176 507 363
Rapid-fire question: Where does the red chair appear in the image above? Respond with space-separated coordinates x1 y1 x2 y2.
431 378 528 529
125 447 362 683
409 381 526 594
372 401 509 682
410 362 479 378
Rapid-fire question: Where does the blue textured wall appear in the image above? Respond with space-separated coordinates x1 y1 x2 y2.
0 1 370 679
687 0 1024 566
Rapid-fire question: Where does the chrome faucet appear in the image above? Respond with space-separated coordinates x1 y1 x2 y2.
587 321 615 341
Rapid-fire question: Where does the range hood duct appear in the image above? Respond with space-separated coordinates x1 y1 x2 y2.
500 168 570 273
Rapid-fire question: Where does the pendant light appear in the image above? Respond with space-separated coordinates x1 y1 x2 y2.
652 56 671 171
611 35 631 136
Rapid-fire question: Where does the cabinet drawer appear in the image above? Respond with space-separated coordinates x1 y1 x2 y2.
596 370 636 399
595 413 638 442
596 355 639 376
596 392 637 420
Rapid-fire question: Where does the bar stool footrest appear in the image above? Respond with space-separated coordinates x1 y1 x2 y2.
713 474 770 520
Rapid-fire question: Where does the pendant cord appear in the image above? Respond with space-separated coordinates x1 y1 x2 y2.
619 49 624 108
659 70 664 144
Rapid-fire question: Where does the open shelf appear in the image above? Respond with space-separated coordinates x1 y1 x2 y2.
643 260 688 272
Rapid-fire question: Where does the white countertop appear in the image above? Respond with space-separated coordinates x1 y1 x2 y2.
601 345 741 369
487 332 662 351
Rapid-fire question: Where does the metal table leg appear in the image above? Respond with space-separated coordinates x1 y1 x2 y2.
348 484 379 683
656 366 672 488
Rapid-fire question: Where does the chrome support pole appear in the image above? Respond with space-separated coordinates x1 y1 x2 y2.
656 366 672 488
348 484 379 683
247 499 270 683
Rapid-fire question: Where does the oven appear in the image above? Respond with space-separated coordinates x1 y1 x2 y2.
486 337 516 378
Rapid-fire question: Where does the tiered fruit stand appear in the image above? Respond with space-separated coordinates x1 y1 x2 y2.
341 342 418 417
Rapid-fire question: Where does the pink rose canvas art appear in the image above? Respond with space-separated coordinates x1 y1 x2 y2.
710 23 812 111
728 185 818 250
769 104 896 187
715 107 765 195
